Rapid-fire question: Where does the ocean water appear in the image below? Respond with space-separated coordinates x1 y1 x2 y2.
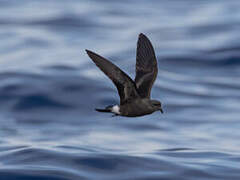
0 0 240 179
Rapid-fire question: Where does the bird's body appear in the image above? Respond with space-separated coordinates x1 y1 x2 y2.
86 33 163 117
119 98 157 117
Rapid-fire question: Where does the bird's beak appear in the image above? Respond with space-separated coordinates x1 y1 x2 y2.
159 108 163 114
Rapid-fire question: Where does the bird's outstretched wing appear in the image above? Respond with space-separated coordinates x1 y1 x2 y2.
135 33 158 98
86 50 139 105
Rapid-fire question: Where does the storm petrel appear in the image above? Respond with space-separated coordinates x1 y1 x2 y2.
86 33 163 117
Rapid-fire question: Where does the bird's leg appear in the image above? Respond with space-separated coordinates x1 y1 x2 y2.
111 114 118 117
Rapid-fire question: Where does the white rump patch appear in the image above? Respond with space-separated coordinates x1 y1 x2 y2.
112 105 120 114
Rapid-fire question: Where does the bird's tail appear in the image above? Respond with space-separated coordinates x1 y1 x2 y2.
95 105 113 113
95 108 111 113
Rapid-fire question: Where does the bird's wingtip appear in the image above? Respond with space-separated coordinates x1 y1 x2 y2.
86 49 95 57
86 49 98 57
139 33 146 38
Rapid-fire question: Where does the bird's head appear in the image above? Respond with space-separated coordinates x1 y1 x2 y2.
150 100 163 113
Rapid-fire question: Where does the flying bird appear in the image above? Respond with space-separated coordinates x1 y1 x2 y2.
86 33 163 117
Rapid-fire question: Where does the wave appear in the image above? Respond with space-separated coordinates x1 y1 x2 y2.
0 147 239 180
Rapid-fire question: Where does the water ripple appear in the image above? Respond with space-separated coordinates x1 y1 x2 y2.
1 0 240 179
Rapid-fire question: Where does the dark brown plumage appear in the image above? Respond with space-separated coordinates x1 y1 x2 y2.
135 33 158 98
85 50 139 105
86 33 163 117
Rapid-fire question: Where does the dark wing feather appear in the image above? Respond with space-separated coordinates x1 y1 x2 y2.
86 50 139 105
135 33 158 98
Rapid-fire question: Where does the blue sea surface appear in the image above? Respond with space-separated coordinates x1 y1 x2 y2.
0 0 240 179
